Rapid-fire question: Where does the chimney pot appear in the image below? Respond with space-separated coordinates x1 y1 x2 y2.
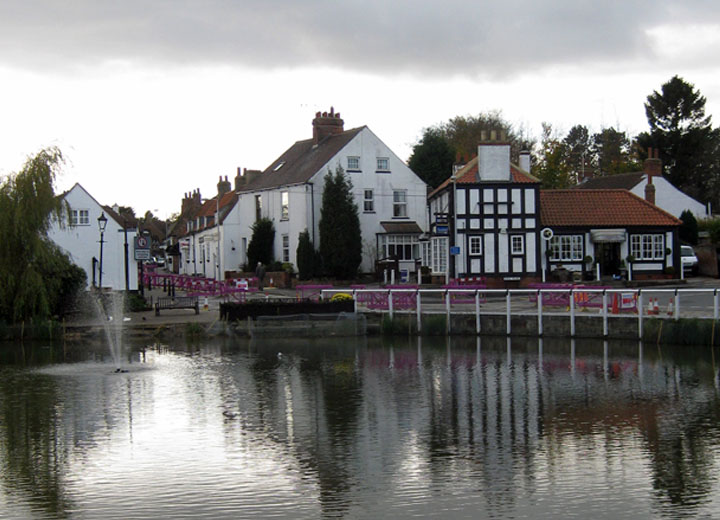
312 107 345 144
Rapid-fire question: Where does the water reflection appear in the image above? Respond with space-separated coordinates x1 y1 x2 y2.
0 337 718 519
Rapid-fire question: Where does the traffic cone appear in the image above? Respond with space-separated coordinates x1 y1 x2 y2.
667 297 674 316
647 297 654 315
653 298 660 315
612 293 619 314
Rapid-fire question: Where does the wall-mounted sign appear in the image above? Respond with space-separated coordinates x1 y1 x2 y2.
436 225 449 235
450 246 460 255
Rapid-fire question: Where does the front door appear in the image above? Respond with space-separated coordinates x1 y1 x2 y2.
596 242 621 276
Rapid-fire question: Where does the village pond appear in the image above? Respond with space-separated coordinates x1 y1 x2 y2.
0 336 719 519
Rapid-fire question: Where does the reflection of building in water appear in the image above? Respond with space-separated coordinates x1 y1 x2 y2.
5 338 718 518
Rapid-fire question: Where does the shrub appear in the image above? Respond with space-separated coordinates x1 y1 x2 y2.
330 293 353 302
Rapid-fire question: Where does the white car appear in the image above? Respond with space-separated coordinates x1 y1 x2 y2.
680 245 698 275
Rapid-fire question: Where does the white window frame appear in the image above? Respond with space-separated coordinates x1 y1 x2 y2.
630 234 664 260
282 234 289 263
393 190 408 218
431 237 448 275
281 191 289 220
511 235 525 255
377 157 389 171
255 195 262 221
363 189 374 213
70 209 90 226
549 235 583 261
469 235 483 255
380 234 420 261
347 156 360 170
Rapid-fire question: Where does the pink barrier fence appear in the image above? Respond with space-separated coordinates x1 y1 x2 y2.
142 271 258 301
295 284 334 301
356 285 418 310
442 284 487 304
527 284 617 310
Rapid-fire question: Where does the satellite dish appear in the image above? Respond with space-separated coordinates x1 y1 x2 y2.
541 228 554 241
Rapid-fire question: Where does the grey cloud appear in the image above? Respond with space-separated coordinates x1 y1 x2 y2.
0 0 718 77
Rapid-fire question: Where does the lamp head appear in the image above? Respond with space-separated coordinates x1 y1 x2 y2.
97 212 108 232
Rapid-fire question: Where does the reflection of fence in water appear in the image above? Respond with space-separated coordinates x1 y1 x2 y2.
250 312 367 338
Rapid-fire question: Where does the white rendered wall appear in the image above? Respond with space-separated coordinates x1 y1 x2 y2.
630 176 708 218
47 184 139 291
227 127 428 274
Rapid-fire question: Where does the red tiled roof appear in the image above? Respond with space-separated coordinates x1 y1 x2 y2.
429 156 537 197
540 189 681 227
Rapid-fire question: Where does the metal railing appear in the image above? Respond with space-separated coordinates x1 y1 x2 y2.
321 287 720 338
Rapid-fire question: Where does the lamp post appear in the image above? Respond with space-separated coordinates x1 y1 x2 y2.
97 212 108 289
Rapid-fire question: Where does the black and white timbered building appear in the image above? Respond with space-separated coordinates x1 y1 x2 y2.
427 135 542 286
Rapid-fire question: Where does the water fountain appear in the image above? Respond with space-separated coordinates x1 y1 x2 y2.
92 290 127 370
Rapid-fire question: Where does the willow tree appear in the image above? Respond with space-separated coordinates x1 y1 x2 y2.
0 148 85 323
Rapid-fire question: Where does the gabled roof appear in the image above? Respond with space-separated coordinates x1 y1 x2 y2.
58 183 129 228
241 126 366 191
429 155 538 198
192 191 239 231
540 189 681 227
575 172 645 190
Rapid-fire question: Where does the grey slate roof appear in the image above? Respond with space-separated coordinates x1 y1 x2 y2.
575 172 646 190
241 126 366 191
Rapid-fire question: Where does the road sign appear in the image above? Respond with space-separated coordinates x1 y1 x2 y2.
134 235 151 261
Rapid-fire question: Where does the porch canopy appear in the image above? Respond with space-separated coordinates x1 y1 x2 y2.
590 228 625 243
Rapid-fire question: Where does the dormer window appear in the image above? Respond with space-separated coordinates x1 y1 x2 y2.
273 161 286 172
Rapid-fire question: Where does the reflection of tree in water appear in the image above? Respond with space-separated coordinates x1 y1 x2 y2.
243 338 365 518
0 372 74 518
639 393 720 513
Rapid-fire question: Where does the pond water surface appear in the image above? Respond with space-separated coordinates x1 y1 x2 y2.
0 336 719 519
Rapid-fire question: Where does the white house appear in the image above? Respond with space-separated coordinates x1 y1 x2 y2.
427 133 542 286
576 149 709 218
221 108 429 276
48 183 140 290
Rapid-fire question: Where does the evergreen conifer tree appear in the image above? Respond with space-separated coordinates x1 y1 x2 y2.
319 167 362 279
246 218 275 268
296 229 318 280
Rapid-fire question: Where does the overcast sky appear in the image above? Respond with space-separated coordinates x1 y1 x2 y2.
1 0 720 218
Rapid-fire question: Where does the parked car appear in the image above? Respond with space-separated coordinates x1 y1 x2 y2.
681 245 698 275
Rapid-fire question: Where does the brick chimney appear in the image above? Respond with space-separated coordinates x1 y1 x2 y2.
217 175 231 196
181 189 202 215
477 129 511 181
644 147 662 177
645 174 656 205
312 107 344 144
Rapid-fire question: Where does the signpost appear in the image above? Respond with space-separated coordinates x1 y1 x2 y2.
134 235 151 261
